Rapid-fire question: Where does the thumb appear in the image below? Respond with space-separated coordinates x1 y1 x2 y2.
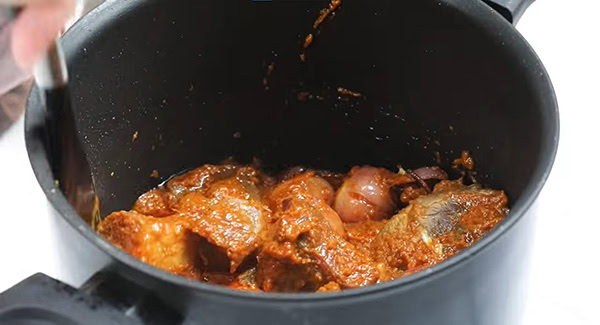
10 0 75 70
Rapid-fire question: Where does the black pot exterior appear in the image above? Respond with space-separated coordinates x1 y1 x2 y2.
39 202 536 325
24 0 558 324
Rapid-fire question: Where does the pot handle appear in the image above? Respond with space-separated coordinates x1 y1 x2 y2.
0 273 182 324
482 0 535 24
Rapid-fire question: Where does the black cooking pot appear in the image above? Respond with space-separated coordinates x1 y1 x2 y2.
2 0 558 324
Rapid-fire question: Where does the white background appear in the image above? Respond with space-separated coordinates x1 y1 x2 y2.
0 0 599 323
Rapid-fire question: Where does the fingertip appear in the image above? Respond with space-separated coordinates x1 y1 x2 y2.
10 2 74 70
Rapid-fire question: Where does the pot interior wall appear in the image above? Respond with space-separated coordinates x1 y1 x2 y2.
59 0 546 217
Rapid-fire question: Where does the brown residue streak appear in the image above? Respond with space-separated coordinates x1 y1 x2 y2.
263 63 276 88
304 33 314 49
314 0 342 29
452 151 475 170
337 87 362 98
301 0 342 63
132 131 139 142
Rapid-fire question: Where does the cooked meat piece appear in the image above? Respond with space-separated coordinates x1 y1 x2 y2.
102 167 271 275
269 171 335 207
372 180 508 273
344 220 387 246
316 281 342 293
256 256 323 292
176 176 271 272
166 164 238 197
196 236 232 272
98 159 504 293
98 211 202 278
316 204 346 237
257 195 379 292
268 171 344 235
133 188 175 217
183 165 270 199
371 207 437 275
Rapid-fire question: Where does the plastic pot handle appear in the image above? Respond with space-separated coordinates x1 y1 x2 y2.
0 273 182 324
483 0 535 24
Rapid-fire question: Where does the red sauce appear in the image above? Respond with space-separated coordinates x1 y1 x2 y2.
99 158 507 292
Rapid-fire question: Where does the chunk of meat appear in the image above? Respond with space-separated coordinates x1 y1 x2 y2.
344 220 387 246
268 172 344 236
176 176 271 272
101 167 271 275
133 188 175 217
317 281 341 293
372 180 507 274
257 196 379 292
371 205 439 275
166 164 238 197
98 211 202 278
166 163 270 199
98 161 503 293
269 171 335 206
279 167 345 190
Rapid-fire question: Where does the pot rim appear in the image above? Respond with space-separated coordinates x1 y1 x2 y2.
24 0 559 303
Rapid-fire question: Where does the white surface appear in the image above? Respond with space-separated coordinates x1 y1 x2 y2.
518 1 600 324
0 1 599 323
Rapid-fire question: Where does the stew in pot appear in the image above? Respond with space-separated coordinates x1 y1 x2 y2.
98 158 507 292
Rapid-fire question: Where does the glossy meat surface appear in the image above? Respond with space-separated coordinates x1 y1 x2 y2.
101 165 271 276
98 211 202 278
372 180 507 275
99 161 507 292
258 195 379 292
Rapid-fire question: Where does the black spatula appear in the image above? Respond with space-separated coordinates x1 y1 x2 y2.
36 40 101 228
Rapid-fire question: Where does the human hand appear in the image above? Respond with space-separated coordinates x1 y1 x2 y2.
2 0 75 71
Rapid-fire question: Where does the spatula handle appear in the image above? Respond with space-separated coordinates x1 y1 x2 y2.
33 39 69 89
